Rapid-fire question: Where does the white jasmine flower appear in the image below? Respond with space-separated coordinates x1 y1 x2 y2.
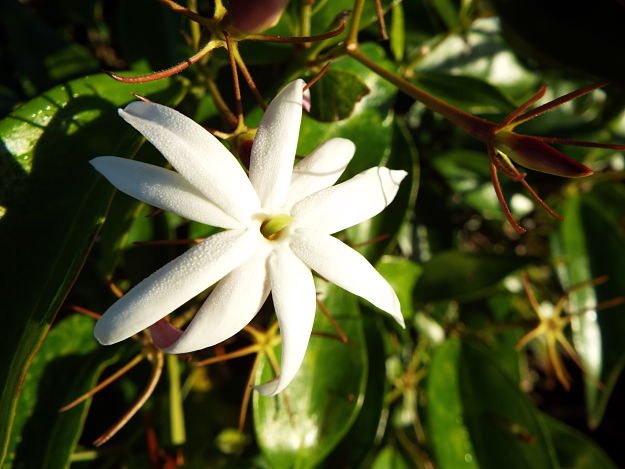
91 79 407 395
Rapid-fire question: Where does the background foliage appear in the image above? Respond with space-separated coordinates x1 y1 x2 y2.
1 0 625 468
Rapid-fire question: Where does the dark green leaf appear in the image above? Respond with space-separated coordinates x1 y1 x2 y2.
323 315 389 468
428 338 559 469
415 251 533 303
544 414 618 469
0 74 188 465
551 182 625 427
253 284 368 469
411 71 516 114
371 445 412 469
6 314 121 469
1 0 98 97
309 69 369 122
376 256 422 321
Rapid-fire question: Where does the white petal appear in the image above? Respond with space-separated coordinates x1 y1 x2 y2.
119 101 260 223
164 245 272 353
255 245 317 396
91 156 241 229
249 80 305 211
94 229 260 345
284 138 356 210
291 167 407 234
290 228 404 327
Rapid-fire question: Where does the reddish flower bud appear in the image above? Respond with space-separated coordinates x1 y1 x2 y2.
225 0 290 34
494 131 593 178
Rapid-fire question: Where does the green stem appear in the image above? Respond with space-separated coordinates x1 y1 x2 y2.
346 0 365 46
167 354 186 446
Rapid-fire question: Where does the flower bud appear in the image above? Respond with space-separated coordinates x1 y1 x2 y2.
225 0 290 34
494 131 592 178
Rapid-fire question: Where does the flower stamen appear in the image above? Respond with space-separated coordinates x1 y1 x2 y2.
260 214 293 240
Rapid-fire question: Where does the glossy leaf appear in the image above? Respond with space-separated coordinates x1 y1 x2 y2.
411 71 516 114
551 182 625 427
6 314 121 469
428 338 559 469
309 69 369 122
371 445 412 469
544 414 618 469
0 0 98 97
253 284 368 469
415 251 533 303
376 255 422 321
0 74 187 465
323 314 389 468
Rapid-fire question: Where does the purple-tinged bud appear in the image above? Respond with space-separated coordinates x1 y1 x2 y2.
494 131 593 178
225 0 290 34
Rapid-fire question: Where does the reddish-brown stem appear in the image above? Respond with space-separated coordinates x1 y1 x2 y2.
596 297 625 310
93 352 164 447
511 82 608 126
347 47 496 142
107 280 124 299
231 43 267 110
316 297 351 345
303 62 332 91
131 93 152 103
67 304 101 320
194 344 260 366
488 152 525 233
373 0 388 40
105 41 221 83
146 208 163 217
155 0 211 26
247 21 346 43
238 353 263 431
60 354 145 412
495 148 564 221
536 136 625 150
498 85 547 130
350 233 390 249
134 238 205 246
224 32 244 125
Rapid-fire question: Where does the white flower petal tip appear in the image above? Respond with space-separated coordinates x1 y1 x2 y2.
90 156 242 229
253 247 316 396
93 229 259 345
292 166 408 234
117 101 260 224
249 79 306 211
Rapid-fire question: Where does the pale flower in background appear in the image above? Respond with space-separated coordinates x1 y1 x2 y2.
91 79 407 395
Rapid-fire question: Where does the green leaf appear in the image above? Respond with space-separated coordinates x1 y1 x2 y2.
415 251 533 303
551 182 625 427
1 0 98 97
371 445 412 469
376 256 422 321
428 338 559 469
309 69 369 122
322 315 389 468
411 71 516 114
6 314 121 469
253 284 368 469
0 74 188 465
543 414 618 469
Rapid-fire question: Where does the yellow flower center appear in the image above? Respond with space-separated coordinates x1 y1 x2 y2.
260 214 292 241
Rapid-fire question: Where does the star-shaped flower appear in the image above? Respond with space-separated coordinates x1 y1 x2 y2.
91 79 407 395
